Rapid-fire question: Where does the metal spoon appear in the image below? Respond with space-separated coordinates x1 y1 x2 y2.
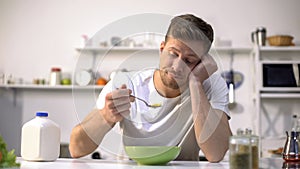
130 95 162 108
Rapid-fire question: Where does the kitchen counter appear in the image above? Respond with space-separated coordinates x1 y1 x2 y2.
16 157 287 169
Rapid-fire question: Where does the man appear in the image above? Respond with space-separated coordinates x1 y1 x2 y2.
69 14 232 162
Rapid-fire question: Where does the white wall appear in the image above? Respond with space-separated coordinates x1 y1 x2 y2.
1 0 300 156
1 0 300 80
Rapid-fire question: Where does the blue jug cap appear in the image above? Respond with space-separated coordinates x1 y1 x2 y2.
36 112 48 117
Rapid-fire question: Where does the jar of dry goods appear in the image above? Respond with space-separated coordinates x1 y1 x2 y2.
245 129 259 169
49 67 61 86
229 129 252 169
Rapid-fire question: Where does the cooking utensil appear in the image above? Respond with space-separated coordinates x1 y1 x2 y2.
130 95 162 108
228 52 235 106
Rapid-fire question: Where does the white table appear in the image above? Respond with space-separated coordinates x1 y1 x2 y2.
16 157 285 169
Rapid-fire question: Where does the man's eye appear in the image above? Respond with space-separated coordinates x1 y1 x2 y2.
168 51 178 57
184 59 193 64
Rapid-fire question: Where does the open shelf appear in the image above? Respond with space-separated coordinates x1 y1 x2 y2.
254 45 300 157
75 46 252 54
260 87 300 92
75 46 158 53
0 84 104 90
259 46 300 52
260 93 300 98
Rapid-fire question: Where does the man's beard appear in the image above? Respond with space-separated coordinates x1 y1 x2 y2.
159 69 180 90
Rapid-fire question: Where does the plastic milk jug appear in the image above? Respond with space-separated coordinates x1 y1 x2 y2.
21 112 60 161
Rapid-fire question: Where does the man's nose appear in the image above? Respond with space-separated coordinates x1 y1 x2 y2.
173 58 185 72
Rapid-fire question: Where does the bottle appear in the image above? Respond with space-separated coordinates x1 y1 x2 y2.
21 112 60 161
292 114 300 133
296 117 300 133
49 67 62 86
229 129 252 169
245 128 259 169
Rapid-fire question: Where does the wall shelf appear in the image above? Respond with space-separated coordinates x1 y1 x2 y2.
260 87 300 93
260 93 300 99
75 46 252 54
213 46 252 53
261 60 300 64
75 46 158 53
259 46 300 52
0 84 104 90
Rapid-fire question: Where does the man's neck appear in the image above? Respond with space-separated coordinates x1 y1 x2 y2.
153 70 182 98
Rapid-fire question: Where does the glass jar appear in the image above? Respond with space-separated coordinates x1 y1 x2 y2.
49 67 61 86
229 130 252 169
245 129 259 169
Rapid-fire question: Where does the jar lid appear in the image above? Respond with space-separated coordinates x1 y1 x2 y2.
36 112 48 117
51 67 61 72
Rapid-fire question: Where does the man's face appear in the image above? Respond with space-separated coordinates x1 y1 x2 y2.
158 37 205 91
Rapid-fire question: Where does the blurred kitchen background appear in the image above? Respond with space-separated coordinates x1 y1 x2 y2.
1 0 300 159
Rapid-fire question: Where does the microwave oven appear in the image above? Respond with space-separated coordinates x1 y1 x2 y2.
263 64 299 87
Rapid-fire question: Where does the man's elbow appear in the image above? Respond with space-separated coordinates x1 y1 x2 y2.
205 150 226 163
202 143 228 163
69 143 84 158
69 128 92 158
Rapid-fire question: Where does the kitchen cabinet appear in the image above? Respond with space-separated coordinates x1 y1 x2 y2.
253 45 300 157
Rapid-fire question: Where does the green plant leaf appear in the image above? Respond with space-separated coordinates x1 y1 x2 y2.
0 135 20 168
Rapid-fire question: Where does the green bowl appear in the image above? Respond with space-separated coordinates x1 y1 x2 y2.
124 146 181 165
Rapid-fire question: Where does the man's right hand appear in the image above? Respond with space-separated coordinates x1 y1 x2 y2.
100 84 133 126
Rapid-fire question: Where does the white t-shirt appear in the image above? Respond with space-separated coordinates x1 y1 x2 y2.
96 68 229 148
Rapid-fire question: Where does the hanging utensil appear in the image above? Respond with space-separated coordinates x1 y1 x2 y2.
228 51 236 106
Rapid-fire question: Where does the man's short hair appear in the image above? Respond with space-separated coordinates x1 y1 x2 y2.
165 14 214 53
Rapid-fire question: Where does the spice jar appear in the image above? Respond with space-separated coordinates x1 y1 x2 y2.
229 129 252 169
49 67 61 86
245 129 259 169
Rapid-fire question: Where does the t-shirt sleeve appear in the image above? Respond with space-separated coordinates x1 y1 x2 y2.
204 72 230 117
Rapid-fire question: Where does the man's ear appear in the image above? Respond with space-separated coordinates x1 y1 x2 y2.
160 41 165 53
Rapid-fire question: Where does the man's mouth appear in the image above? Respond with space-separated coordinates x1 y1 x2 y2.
164 70 182 80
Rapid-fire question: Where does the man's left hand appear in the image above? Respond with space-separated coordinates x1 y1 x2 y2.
189 54 218 83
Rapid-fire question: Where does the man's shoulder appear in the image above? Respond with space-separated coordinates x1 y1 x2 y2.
204 72 226 86
130 68 156 82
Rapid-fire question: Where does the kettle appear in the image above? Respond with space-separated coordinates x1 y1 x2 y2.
283 131 300 162
251 27 267 46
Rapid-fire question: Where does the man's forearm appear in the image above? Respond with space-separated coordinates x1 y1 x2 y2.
189 80 232 162
196 110 231 162
69 109 113 158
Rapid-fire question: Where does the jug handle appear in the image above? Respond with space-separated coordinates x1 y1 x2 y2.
251 31 255 43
